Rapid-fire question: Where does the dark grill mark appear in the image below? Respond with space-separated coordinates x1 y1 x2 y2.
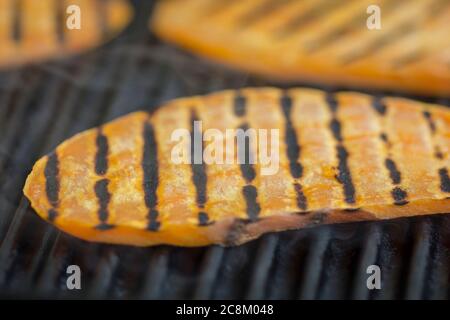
380 133 389 144
372 97 387 115
48 209 58 223
305 0 402 53
341 22 417 65
385 158 401 185
439 168 450 193
275 0 342 38
55 0 65 44
12 0 22 42
326 92 338 112
233 92 247 117
280 93 308 211
45 152 60 209
96 0 109 39
392 187 409 205
238 124 257 183
336 146 356 204
327 93 356 205
281 93 303 179
204 0 238 16
198 212 213 226
143 121 160 231
294 183 307 210
95 128 109 176
147 209 160 232
237 0 293 28
94 178 114 229
305 13 365 53
329 119 343 142
392 49 427 68
435 147 444 160
242 185 260 221
423 111 436 134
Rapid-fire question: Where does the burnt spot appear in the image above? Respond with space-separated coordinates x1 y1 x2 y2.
392 187 409 205
423 110 436 134
95 128 109 176
233 92 247 117
294 183 307 211
242 185 261 221
385 158 402 185
372 97 387 115
143 121 161 231
94 178 113 229
439 168 450 193
280 93 303 179
45 152 60 209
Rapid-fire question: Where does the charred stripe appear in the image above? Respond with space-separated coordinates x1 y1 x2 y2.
95 0 109 39
439 168 450 193
385 158 401 185
326 94 356 204
435 147 444 160
392 187 409 206
237 0 293 28
12 0 22 42
55 0 65 44
294 183 307 210
233 91 247 117
342 22 417 65
372 97 387 115
276 0 343 38
94 178 114 229
336 145 356 204
45 152 60 208
198 211 213 226
242 185 260 221
281 93 303 179
423 111 436 134
238 123 257 183
143 121 160 231
95 128 109 176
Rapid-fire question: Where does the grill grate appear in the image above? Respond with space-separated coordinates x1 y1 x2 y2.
1 0 450 299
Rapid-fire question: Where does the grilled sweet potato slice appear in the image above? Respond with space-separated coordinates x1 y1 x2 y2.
152 0 450 95
24 88 450 246
0 0 132 69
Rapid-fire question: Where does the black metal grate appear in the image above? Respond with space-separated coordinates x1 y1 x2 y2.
1 0 450 299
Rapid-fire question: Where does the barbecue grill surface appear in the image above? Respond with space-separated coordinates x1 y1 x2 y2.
1 1 450 299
